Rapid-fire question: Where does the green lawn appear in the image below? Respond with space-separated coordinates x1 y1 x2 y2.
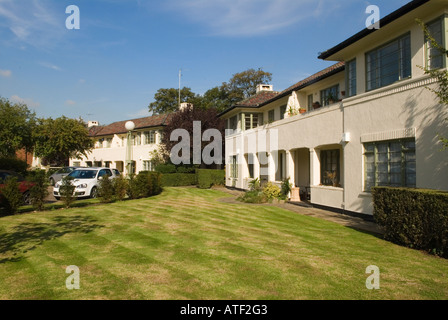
0 187 447 300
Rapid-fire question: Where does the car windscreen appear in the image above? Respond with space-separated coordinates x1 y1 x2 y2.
68 170 97 179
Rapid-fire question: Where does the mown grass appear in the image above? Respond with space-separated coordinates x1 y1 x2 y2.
0 187 447 300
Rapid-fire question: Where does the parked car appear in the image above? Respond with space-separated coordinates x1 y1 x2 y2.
53 167 120 200
49 166 82 186
0 170 34 205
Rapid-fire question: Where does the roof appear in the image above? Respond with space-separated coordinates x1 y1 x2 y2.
235 91 280 107
218 62 345 117
318 0 430 60
88 113 173 137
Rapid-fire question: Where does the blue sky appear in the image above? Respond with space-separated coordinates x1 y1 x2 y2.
0 0 409 125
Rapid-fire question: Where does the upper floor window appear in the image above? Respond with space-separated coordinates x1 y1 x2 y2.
133 134 141 146
268 110 275 123
320 85 339 106
229 115 238 131
243 113 263 130
144 131 156 144
346 59 357 97
426 17 445 70
307 94 313 110
366 33 411 91
105 138 112 148
280 105 287 120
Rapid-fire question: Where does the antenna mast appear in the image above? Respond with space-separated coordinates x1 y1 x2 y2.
178 69 182 108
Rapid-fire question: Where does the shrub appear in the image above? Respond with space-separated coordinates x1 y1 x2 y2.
0 158 28 175
113 175 129 201
249 178 261 191
60 176 76 208
29 169 49 211
262 182 281 202
197 169 225 189
161 173 197 187
155 163 177 174
0 176 23 214
237 190 266 204
280 177 292 200
98 175 115 203
373 187 448 257
127 171 163 199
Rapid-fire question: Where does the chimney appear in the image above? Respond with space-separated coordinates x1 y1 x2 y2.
88 121 99 128
179 102 193 111
256 84 273 94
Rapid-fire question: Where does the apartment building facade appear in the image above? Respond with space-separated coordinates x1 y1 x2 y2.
220 0 448 216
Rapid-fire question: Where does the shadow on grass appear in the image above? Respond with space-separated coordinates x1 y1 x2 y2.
0 215 104 264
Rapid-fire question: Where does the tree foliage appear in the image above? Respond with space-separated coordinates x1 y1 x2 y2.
221 68 272 104
33 116 94 166
148 87 201 115
0 97 36 158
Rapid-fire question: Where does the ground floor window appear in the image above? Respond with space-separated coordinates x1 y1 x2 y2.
320 149 340 186
246 154 254 178
143 160 154 171
230 155 238 179
364 138 416 191
73 162 81 167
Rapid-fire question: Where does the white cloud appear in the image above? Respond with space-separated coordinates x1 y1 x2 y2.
40 62 62 71
0 0 63 48
10 95 40 108
162 0 347 37
65 100 76 106
0 69 11 77
127 108 149 118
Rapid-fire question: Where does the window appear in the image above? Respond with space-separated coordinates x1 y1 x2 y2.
133 134 141 146
230 155 238 179
320 85 339 107
72 162 81 167
229 116 238 131
346 59 357 97
98 169 113 178
143 160 154 171
280 105 287 120
320 149 340 186
144 131 156 144
426 17 445 70
364 139 416 191
105 138 112 148
97 139 104 149
243 113 262 130
307 94 313 110
268 110 275 122
366 33 411 91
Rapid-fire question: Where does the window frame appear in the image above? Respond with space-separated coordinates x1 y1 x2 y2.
346 59 357 97
320 149 341 186
425 15 446 70
320 85 339 107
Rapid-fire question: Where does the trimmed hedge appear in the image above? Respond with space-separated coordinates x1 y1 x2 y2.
128 171 163 199
372 187 448 257
161 173 197 187
196 169 225 189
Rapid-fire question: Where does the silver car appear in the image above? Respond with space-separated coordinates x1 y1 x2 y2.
49 167 82 186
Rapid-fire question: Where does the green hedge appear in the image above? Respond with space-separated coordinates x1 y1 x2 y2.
372 187 448 257
0 158 28 175
161 173 197 187
196 169 225 189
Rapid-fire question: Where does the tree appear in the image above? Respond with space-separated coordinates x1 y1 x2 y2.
33 116 94 166
160 106 226 168
200 86 231 113
221 68 272 105
417 19 448 148
0 97 36 158
148 87 202 115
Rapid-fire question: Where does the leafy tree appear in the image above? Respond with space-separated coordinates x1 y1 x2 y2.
33 116 94 166
0 176 23 215
0 97 36 158
148 87 202 115
59 176 76 208
98 175 115 203
200 86 231 113
160 105 226 168
221 68 272 105
29 169 49 211
417 19 448 148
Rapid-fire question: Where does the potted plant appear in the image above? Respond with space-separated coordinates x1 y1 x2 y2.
326 92 338 104
287 106 298 116
312 102 321 110
299 107 306 114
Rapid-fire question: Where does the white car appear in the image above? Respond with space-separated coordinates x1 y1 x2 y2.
53 167 120 200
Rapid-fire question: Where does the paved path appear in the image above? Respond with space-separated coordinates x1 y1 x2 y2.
214 186 383 235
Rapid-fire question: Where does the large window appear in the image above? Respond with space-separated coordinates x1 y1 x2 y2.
229 116 238 131
346 59 357 97
320 149 340 186
364 139 416 191
320 85 339 106
243 113 263 130
144 131 156 144
268 110 275 123
143 160 154 171
307 94 313 110
366 33 411 91
246 154 254 179
230 155 238 179
426 17 445 70
280 105 287 120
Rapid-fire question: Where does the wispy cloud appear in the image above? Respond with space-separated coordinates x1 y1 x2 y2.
65 100 76 106
40 62 62 71
0 0 63 48
162 0 349 37
10 95 40 108
0 69 12 77
127 108 149 119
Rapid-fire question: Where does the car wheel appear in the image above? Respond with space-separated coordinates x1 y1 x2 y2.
49 178 55 186
90 187 98 199
23 191 31 205
54 196 61 201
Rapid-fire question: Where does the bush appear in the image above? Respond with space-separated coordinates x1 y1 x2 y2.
113 175 129 201
0 176 23 214
262 182 281 202
176 165 197 173
196 169 225 189
29 169 49 211
155 163 177 174
0 158 28 175
161 173 197 187
237 190 266 204
127 171 163 199
373 187 448 257
280 177 292 200
60 176 76 208
98 175 115 203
